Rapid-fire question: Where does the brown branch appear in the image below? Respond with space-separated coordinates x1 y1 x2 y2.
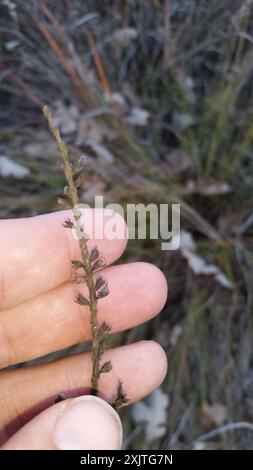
36 21 93 108
86 29 112 100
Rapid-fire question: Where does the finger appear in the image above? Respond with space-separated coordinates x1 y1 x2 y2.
0 341 167 444
0 262 167 367
0 209 127 310
2 395 123 450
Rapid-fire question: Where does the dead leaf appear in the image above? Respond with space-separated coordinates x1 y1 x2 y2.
2 0 17 17
132 389 169 443
202 402 227 427
107 92 129 116
183 180 231 196
0 155 30 178
5 39 20 50
194 440 223 450
125 107 150 127
180 230 233 289
113 28 138 45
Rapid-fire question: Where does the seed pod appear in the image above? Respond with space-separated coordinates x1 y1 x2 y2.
74 273 86 284
75 293 90 306
57 197 71 210
99 361 112 374
97 285 109 299
112 381 129 410
74 171 86 188
95 276 106 290
62 218 74 229
98 322 111 339
71 260 85 269
92 258 105 271
90 247 99 262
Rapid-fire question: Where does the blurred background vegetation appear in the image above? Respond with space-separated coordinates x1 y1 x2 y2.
1 0 253 450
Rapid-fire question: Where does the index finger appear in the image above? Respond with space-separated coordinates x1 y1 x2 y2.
0 209 127 311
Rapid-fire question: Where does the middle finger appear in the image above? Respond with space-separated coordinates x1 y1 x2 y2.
0 262 167 368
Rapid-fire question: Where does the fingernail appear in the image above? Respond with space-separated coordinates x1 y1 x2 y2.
53 395 123 450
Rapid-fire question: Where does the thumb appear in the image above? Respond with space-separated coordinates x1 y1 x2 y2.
1 395 123 450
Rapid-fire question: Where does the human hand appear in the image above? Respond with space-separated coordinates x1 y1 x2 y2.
0 209 167 449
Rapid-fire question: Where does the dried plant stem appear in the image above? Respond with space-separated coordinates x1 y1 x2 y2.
43 105 128 408
79 236 100 393
43 105 101 394
37 23 93 108
86 29 112 100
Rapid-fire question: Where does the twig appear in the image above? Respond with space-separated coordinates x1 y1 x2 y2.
14 77 43 107
169 402 195 446
194 422 253 444
38 0 88 85
36 21 93 108
86 29 112 100
236 211 253 237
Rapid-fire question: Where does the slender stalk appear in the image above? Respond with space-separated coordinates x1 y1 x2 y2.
43 105 100 393
43 105 128 408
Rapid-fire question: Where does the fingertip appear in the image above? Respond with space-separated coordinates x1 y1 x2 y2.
141 340 168 385
136 262 168 313
119 340 168 401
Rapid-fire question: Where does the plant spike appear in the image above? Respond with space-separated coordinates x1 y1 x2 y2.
43 105 127 406
43 105 105 394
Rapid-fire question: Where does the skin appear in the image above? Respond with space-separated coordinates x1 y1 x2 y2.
0 209 168 449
